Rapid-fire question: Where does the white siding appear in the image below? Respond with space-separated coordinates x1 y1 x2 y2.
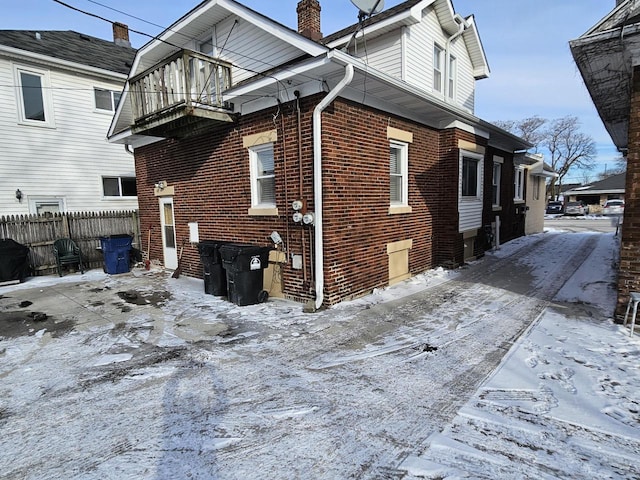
404 6 476 113
214 16 308 86
349 31 403 79
0 56 138 216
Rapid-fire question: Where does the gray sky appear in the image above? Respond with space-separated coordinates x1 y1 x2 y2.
2 0 618 181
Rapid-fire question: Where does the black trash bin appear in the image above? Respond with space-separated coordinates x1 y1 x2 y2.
100 234 133 274
197 240 230 296
219 244 272 306
0 239 30 283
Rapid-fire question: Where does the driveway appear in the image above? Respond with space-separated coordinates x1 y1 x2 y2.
0 229 637 479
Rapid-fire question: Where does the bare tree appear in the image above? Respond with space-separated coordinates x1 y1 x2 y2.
596 155 627 180
544 116 596 198
495 116 547 151
495 115 596 199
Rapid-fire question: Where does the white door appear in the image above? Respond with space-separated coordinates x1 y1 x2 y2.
159 197 178 269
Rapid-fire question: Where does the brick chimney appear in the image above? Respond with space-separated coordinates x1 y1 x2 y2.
297 0 322 41
112 22 131 47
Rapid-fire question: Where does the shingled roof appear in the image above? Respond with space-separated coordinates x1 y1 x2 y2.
322 0 422 44
0 30 136 75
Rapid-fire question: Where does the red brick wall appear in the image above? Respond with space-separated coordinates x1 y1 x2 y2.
134 95 499 307
482 147 524 246
616 65 640 317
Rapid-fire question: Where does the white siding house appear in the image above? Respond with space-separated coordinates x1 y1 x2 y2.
0 29 137 216
325 0 488 116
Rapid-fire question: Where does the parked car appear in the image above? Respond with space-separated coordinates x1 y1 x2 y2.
546 201 564 214
564 201 588 216
603 199 625 215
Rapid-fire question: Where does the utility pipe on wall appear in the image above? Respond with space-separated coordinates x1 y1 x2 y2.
312 63 354 310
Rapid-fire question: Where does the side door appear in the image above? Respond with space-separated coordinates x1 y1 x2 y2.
159 197 178 269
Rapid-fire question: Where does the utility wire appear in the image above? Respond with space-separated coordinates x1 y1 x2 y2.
52 0 324 92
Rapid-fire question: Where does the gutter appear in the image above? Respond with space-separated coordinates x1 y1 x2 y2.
312 63 354 310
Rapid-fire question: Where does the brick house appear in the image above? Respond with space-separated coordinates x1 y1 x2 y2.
108 0 531 308
570 0 639 318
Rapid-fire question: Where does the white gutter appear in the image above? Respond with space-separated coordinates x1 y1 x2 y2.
0 45 128 80
313 63 354 310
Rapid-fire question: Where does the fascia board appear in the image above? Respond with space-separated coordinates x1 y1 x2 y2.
324 6 424 49
463 17 490 79
0 45 128 81
223 55 333 100
135 0 326 67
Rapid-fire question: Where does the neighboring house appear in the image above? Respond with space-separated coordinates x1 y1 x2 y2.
0 25 137 216
520 153 557 235
108 0 532 308
570 0 640 317
562 172 626 210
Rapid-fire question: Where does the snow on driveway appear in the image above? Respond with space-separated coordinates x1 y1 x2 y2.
0 230 638 479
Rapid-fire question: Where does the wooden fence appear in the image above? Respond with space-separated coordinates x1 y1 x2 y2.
0 211 141 276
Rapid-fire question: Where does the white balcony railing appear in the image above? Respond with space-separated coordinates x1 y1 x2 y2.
130 49 232 122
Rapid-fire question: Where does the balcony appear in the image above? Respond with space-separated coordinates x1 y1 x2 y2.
129 49 235 138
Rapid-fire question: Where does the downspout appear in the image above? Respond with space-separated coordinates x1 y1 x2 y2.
313 63 354 310
444 14 469 101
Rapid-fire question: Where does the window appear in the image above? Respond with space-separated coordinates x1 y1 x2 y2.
492 161 501 206
249 144 276 208
390 141 408 205
102 176 137 197
94 88 121 112
514 167 525 201
433 44 444 93
533 176 541 201
14 66 54 126
462 156 479 197
448 54 456 99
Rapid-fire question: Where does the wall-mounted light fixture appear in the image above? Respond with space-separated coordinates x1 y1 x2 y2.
15 189 22 202
154 181 166 190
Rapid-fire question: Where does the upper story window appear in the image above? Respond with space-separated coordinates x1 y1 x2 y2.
14 66 54 127
249 144 276 208
390 140 409 206
103 176 137 197
94 88 121 112
514 167 525 202
448 55 457 100
433 44 444 93
492 162 501 206
462 156 480 197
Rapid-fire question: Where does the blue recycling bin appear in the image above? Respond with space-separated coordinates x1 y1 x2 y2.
100 234 133 274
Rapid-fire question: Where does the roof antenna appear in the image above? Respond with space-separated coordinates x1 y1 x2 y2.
343 0 385 52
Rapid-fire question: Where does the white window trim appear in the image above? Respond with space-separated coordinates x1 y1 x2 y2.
492 156 503 208
102 176 137 199
28 197 65 215
433 43 444 94
460 151 483 200
390 140 409 208
514 166 525 202
447 54 457 100
13 64 55 128
94 88 120 113
249 143 277 214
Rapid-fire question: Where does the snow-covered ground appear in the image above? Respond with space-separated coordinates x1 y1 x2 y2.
0 229 638 479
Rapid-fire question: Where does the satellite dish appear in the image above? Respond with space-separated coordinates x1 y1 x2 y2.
350 0 384 16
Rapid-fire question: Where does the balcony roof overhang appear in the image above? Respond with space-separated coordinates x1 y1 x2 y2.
110 49 526 152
